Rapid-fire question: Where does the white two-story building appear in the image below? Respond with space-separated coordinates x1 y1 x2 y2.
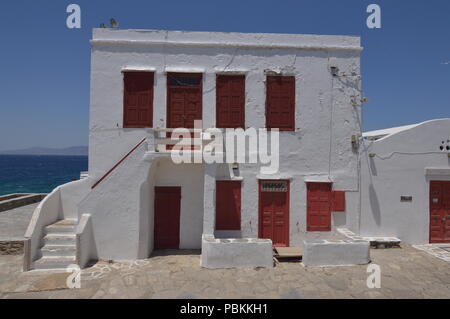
24 28 365 270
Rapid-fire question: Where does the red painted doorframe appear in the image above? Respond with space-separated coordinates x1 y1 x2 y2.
430 181 450 243
258 180 290 247
154 187 181 249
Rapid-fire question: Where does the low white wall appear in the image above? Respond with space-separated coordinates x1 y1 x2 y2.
360 119 450 244
23 178 94 270
60 178 92 220
76 214 97 268
201 235 273 269
24 187 63 270
303 239 370 267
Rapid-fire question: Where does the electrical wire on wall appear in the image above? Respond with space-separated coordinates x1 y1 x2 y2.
372 151 449 160
326 52 334 183
328 57 366 233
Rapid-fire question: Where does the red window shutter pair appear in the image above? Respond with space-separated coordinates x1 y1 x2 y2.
123 72 154 128
266 76 295 131
216 181 241 230
216 75 245 128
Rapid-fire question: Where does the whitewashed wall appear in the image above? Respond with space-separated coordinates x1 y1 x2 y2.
360 119 450 244
87 29 362 256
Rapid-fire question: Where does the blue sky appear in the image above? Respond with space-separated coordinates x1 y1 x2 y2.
0 0 449 150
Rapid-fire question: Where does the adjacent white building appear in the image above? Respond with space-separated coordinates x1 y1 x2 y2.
361 119 450 244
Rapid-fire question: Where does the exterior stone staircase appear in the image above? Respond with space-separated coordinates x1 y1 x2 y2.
33 219 77 270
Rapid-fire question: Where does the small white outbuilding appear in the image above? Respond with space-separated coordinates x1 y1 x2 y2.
361 119 450 244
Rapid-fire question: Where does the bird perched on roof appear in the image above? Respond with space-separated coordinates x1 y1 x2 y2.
110 18 119 28
99 23 106 28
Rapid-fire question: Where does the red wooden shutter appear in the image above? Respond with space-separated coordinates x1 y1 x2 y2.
216 181 241 230
331 190 346 212
307 182 332 232
123 72 154 128
216 75 245 128
266 76 295 131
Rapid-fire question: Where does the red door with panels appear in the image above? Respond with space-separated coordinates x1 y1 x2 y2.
123 72 154 128
216 75 245 128
216 181 241 230
307 182 332 232
259 180 290 247
154 187 181 249
430 181 450 243
167 73 202 129
166 73 202 150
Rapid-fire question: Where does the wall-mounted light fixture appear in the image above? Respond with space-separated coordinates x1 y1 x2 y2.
330 66 339 77
231 162 240 178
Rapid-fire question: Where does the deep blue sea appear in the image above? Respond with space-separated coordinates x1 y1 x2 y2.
0 155 88 195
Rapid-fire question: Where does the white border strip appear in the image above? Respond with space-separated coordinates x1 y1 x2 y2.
91 39 363 52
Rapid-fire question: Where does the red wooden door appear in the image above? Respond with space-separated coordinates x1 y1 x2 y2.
167 73 202 128
123 72 154 128
430 181 450 243
259 180 289 247
216 181 241 230
216 75 245 128
154 187 181 249
266 76 295 131
307 182 332 232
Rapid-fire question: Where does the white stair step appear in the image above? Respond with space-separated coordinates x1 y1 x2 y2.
52 219 77 226
46 224 76 234
43 234 76 246
33 256 77 270
41 245 76 257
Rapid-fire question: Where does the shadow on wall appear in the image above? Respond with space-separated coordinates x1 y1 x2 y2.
368 184 381 226
138 179 151 259
369 157 377 176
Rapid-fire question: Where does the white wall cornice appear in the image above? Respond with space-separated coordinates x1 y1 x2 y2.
90 39 363 51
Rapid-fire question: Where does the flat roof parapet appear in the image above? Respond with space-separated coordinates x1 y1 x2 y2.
91 29 362 51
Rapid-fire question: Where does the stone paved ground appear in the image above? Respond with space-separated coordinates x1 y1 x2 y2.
413 244 450 262
0 246 449 299
0 203 38 240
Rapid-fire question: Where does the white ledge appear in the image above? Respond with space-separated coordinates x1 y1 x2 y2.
121 66 156 72
91 39 362 51
164 66 206 73
425 167 450 176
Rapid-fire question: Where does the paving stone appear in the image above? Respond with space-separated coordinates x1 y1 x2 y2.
0 245 449 298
